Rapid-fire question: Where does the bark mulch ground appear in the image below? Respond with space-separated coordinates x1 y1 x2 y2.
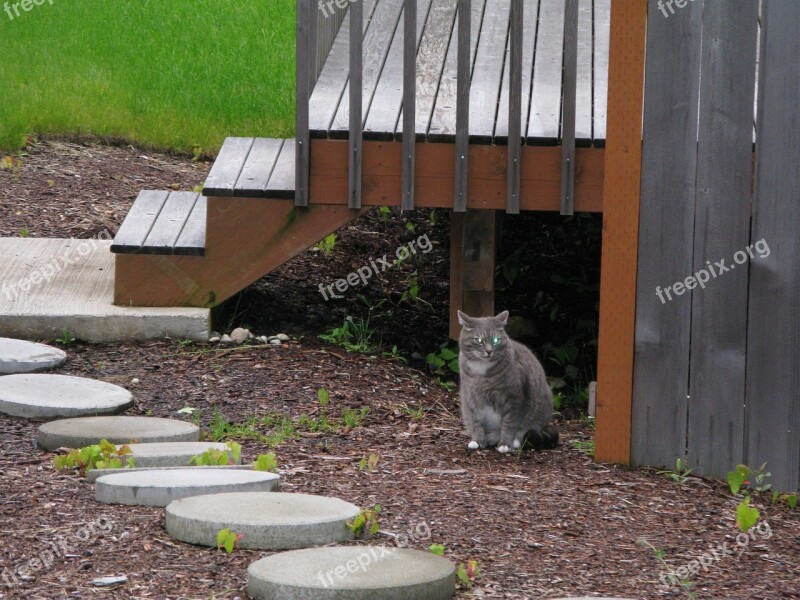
0 140 798 599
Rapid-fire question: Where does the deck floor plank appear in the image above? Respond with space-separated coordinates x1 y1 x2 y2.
111 190 170 254
265 140 296 199
528 0 565 143
174 195 206 256
143 192 198 255
575 0 593 145
592 0 610 145
234 138 283 198
203 137 255 196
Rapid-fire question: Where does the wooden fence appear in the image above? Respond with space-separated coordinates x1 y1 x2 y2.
631 0 799 491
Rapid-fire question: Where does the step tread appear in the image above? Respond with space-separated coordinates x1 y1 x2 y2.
203 137 295 199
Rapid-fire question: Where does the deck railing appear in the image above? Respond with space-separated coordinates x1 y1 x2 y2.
296 0 580 215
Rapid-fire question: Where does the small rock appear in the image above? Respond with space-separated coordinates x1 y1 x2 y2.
276 333 290 342
210 331 221 338
267 335 279 342
230 328 251 344
208 336 220 343
130 378 140 385
92 575 128 587
220 334 233 344
269 339 282 346
257 336 268 343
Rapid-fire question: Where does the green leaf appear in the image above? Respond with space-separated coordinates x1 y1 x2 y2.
727 469 746 495
788 494 798 509
736 497 759 532
429 543 445 556
253 453 278 472
439 348 458 361
226 441 242 462
317 388 330 405
126 457 136 468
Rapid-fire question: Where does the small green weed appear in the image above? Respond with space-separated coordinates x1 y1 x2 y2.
657 458 695 484
315 233 337 256
346 505 381 538
216 528 243 553
54 439 135 475
427 346 459 375
252 452 278 472
456 560 481 589
54 328 76 345
342 406 369 429
571 439 595 457
429 543 445 556
358 453 380 472
188 441 241 466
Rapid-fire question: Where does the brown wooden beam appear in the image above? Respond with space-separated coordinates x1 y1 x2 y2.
114 199 367 307
311 140 604 212
594 0 647 465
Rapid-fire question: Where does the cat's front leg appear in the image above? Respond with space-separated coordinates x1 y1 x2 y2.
468 421 489 450
496 421 520 454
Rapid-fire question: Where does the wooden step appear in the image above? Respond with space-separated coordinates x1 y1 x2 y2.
203 138 295 199
111 191 206 256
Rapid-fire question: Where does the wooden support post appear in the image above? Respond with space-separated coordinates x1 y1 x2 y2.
594 0 647 464
449 210 496 339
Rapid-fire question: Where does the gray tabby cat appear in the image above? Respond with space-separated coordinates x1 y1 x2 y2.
457 310 559 453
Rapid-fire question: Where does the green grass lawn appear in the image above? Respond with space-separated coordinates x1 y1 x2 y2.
0 0 295 154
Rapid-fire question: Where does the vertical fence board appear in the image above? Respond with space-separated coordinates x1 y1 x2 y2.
687 0 759 479
688 0 758 476
631 0 703 468
746 0 800 492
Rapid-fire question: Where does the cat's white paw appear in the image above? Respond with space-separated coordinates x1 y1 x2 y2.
512 439 521 449
497 444 511 454
468 441 480 450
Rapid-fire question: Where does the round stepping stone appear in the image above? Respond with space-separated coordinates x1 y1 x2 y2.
247 547 455 600
166 492 359 550
120 442 241 468
0 374 133 420
95 468 279 507
37 416 199 451
0 337 66 374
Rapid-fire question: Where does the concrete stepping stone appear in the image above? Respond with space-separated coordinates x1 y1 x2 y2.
0 374 133 420
86 463 252 483
247 547 455 600
119 441 240 468
0 338 67 374
166 492 359 550
38 416 199 451
95 468 279 507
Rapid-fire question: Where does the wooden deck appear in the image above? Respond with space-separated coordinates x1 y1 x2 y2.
309 0 609 146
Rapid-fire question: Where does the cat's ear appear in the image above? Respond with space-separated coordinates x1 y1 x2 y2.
457 310 472 328
495 310 510 327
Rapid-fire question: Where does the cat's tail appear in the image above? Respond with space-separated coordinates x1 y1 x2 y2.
524 425 559 450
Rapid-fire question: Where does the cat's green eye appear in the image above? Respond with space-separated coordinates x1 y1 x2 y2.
492 335 501 346
474 336 483 344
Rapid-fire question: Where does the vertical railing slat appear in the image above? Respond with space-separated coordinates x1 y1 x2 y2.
560 0 578 215
348 1 364 209
295 0 311 207
507 0 523 214
402 0 418 210
454 0 471 212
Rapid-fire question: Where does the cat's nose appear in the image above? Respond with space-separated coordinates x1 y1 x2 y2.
484 345 493 356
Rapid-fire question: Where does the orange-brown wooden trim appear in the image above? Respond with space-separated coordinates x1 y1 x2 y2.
311 140 604 212
594 0 647 464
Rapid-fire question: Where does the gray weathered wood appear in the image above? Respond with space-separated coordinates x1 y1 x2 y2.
203 137 254 197
560 0 578 215
528 0 564 143
468 0 511 143
575 0 592 144
402 0 418 210
745 0 800 492
428 0 485 141
173 194 206 256
110 190 170 254
266 139 296 199
631 0 703 469
234 138 283 198
688 0 758 479
364 0 433 139
296 0 311 206
315 1 349 81
308 0 378 136
349 0 364 209
454 0 471 212
592 0 609 145
495 0 539 142
330 0 405 136
507 0 523 214
143 192 197 254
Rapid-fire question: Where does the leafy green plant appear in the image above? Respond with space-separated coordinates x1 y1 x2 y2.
319 315 378 353
456 560 481 589
20 228 29 238
772 491 798 509
405 221 416 233
358 453 380 472
315 233 337 256
736 496 760 532
571 439 595 457
317 387 330 406
1 155 23 178
346 505 381 538
657 458 695 484
177 406 202 426
377 205 391 221
252 452 278 473
429 543 445 556
54 328 76 345
426 346 459 375
189 441 241 466
381 345 407 362
637 538 696 598
401 404 424 419
399 272 422 302
216 528 243 553
208 409 266 442
54 439 135 475
342 406 369 429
